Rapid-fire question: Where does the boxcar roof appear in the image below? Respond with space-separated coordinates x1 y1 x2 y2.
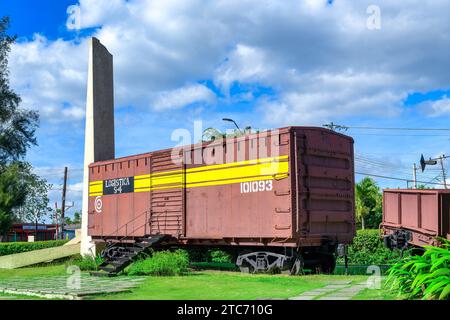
89 126 353 167
384 189 450 194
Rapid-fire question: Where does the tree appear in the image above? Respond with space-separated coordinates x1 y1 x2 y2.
1 17 39 163
0 17 40 240
15 173 52 237
355 177 382 230
0 162 29 240
73 211 81 224
64 214 73 226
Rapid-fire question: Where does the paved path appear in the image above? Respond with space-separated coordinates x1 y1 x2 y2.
289 280 367 300
0 274 144 299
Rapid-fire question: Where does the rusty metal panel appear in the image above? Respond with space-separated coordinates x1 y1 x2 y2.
185 130 292 239
401 193 419 229
293 127 355 243
421 193 438 232
384 192 400 224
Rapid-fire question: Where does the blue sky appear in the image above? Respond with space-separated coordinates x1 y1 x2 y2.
2 0 450 218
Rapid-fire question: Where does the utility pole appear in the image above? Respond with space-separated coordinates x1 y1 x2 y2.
61 167 68 239
413 163 417 188
54 202 59 240
439 156 447 189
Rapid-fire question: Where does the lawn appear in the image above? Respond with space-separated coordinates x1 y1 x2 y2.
94 271 369 300
0 264 396 300
0 264 66 279
352 287 399 300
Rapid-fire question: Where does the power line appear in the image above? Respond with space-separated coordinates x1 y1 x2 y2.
356 153 449 181
355 171 446 186
423 174 442 186
345 126 450 131
351 133 450 137
50 187 82 192
355 156 424 176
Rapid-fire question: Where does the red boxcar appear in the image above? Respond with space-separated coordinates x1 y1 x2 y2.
382 189 450 249
88 126 355 275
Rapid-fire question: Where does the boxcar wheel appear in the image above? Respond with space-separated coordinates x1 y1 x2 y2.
237 250 255 274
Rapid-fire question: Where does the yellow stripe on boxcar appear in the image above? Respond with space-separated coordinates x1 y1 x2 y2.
89 155 289 195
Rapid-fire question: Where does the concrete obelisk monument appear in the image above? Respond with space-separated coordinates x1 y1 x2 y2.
81 38 115 256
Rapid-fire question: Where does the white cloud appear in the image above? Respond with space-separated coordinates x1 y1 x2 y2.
68 0 128 29
68 182 84 193
419 95 450 117
8 0 450 130
214 44 270 95
152 83 216 110
62 106 85 120
10 34 87 123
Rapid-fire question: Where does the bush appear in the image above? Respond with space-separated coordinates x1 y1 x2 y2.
386 238 450 300
186 247 209 262
126 249 189 276
186 247 233 263
66 254 104 271
337 229 403 265
208 249 232 263
0 240 68 256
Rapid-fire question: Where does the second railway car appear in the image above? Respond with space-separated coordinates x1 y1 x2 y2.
88 126 355 275
382 189 450 250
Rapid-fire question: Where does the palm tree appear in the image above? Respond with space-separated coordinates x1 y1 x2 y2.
355 196 369 230
355 177 380 230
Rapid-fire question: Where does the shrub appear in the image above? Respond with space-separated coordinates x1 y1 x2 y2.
186 247 233 263
337 229 403 265
66 254 104 271
0 240 68 256
186 247 209 262
208 249 232 263
126 249 189 276
386 238 450 300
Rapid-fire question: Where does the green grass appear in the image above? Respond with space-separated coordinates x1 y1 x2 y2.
351 278 400 300
0 264 66 279
0 265 67 300
352 287 399 300
0 292 50 300
93 271 368 300
0 264 399 300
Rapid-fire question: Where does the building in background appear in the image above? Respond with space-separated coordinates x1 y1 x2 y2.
6 223 57 242
63 224 81 240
